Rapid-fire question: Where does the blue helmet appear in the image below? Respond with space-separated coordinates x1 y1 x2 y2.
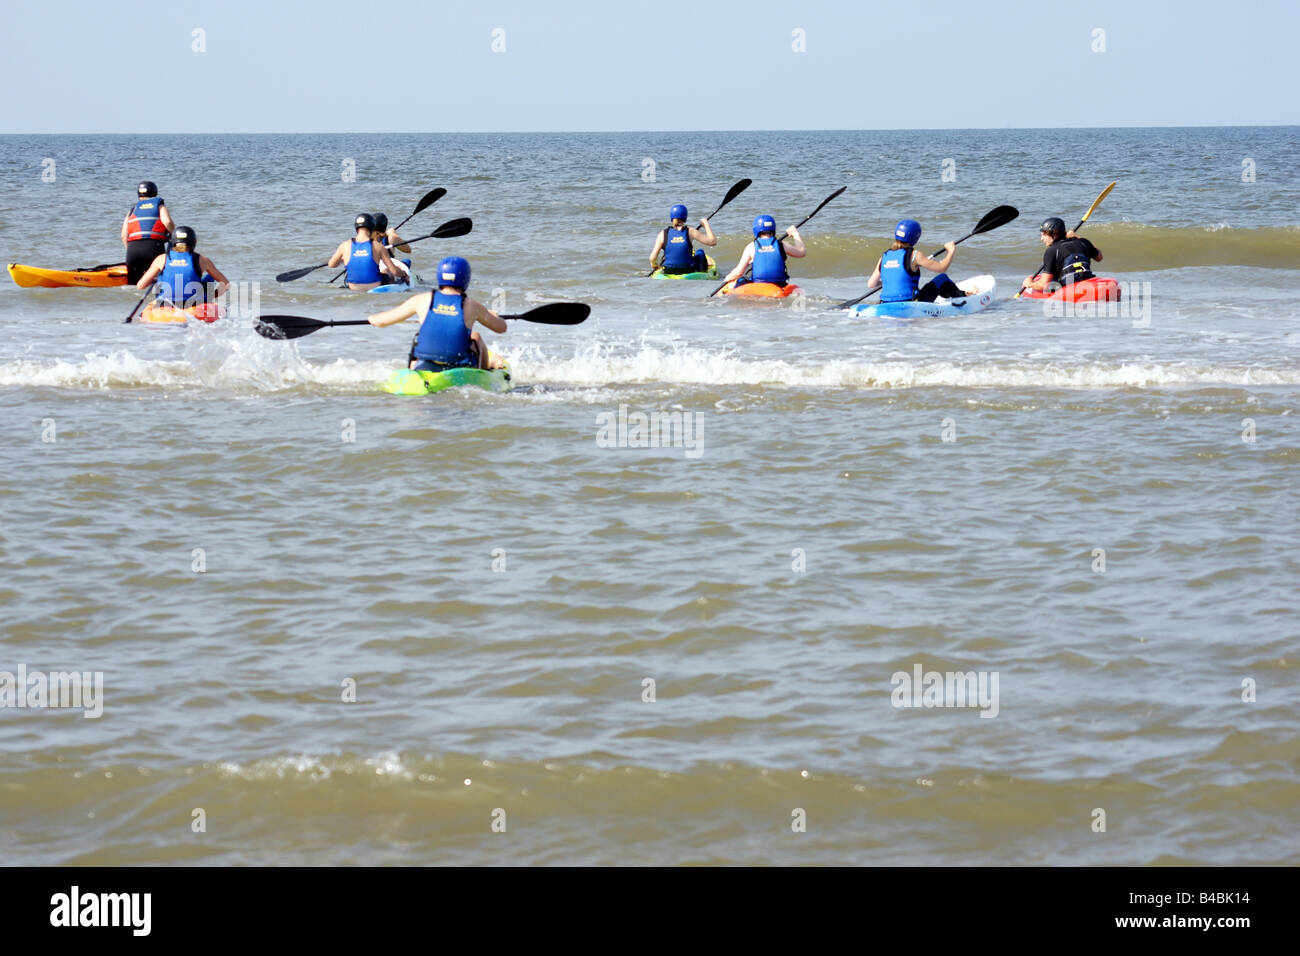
437 256 471 290
670 204 688 222
753 214 776 237
895 219 921 245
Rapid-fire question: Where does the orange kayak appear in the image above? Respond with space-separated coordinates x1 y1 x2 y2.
719 280 802 298
8 262 128 288
138 302 223 326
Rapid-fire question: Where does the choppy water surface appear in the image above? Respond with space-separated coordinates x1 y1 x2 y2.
1 128 1297 865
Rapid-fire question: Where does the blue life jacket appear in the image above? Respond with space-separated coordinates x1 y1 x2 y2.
751 235 787 284
879 247 920 302
661 226 694 270
157 250 204 304
345 238 381 284
413 291 475 366
126 198 169 242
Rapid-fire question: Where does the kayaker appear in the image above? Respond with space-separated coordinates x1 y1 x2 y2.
327 214 402 291
373 212 412 285
1021 217 1104 293
367 256 507 371
650 204 717 274
136 226 230 306
865 219 963 303
721 215 805 287
120 181 175 285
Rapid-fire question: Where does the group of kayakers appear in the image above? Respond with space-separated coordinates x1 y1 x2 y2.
116 178 1106 374
647 203 1105 301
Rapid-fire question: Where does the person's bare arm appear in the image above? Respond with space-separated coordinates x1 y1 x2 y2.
691 219 717 247
159 203 174 236
368 291 430 327
199 256 230 296
649 231 666 267
466 297 507 334
326 241 349 268
121 214 130 246
723 244 755 282
389 231 411 254
781 225 806 257
866 256 882 289
915 242 955 273
374 241 399 273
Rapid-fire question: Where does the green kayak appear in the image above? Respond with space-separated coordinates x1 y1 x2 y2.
380 363 512 395
650 255 717 280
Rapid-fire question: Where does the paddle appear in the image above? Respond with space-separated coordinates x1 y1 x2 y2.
646 178 752 277
123 283 157 324
255 302 591 340
276 216 472 283
1015 182 1115 298
709 186 847 296
833 205 1020 310
328 187 447 284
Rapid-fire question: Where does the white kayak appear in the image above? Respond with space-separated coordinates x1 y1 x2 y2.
851 274 997 319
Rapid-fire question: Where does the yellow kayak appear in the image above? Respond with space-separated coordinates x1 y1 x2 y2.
8 262 128 288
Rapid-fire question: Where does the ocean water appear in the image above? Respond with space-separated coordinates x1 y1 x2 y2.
1 128 1297 865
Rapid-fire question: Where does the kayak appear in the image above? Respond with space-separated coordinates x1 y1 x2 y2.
719 280 802 298
138 302 223 326
380 361 512 395
651 256 717 280
368 258 421 293
1019 276 1121 302
851 275 997 319
8 262 127 288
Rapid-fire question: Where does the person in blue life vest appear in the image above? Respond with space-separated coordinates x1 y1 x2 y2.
372 212 413 284
120 181 175 285
721 214 806 287
649 204 717 274
136 226 230 306
367 256 507 371
1021 217 1103 293
864 219 964 303
327 213 402 291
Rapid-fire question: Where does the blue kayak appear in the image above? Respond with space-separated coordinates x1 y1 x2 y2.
851 275 997 319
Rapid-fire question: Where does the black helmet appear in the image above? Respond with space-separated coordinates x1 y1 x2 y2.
373 213 389 232
138 181 158 198
355 213 375 231
1040 217 1066 239
171 226 197 249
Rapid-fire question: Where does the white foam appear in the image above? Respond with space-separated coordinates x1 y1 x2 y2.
2 343 1298 392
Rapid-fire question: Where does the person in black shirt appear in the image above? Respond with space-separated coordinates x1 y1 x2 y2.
1021 217 1103 294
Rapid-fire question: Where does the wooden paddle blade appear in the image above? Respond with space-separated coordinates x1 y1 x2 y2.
503 302 591 325
254 314 328 339
276 264 327 283
430 217 473 239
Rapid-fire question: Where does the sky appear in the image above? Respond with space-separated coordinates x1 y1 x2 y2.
2 0 1296 133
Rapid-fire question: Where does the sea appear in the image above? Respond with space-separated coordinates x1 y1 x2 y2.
0 127 1297 865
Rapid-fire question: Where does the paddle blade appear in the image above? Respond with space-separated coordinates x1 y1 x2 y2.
1077 181 1116 229
413 187 447 216
255 314 329 340
276 264 327 283
721 178 752 206
972 205 1019 236
431 217 473 239
503 302 590 325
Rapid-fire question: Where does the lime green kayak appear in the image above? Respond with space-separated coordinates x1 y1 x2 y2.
651 255 717 280
380 363 512 395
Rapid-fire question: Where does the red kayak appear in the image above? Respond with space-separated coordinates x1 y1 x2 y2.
1020 277 1121 302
